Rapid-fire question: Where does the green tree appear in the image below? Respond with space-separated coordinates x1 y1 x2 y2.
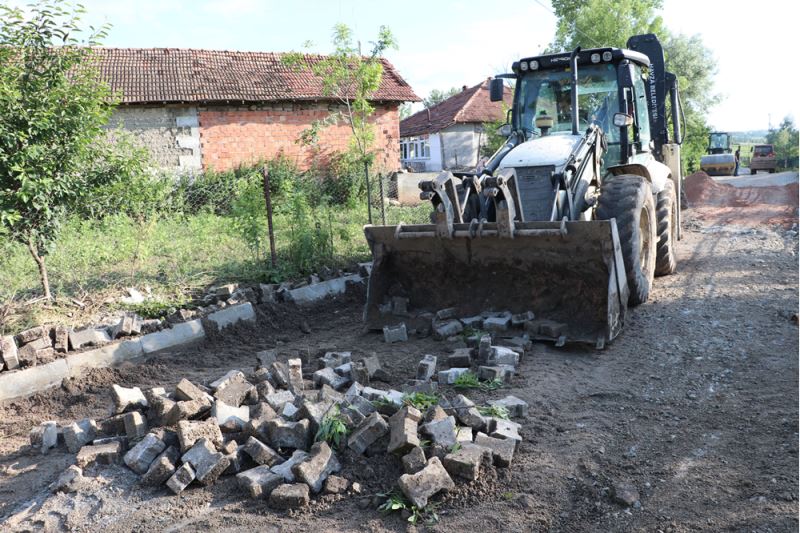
548 0 717 173
423 87 460 108
0 1 113 299
284 24 397 224
766 116 799 170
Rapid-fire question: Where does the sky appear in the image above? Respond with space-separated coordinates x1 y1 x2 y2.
6 0 797 131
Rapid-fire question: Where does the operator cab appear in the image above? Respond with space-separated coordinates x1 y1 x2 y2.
492 47 653 169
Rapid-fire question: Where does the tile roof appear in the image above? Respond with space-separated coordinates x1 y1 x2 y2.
87 48 419 104
400 79 513 137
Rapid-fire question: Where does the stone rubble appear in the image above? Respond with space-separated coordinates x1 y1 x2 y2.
28 338 526 516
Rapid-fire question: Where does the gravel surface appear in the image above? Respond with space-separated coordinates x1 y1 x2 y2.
0 206 797 532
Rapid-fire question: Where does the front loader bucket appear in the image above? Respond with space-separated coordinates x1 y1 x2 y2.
363 220 629 346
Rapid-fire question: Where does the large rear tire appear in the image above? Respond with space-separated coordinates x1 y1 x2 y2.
596 175 657 306
655 179 678 276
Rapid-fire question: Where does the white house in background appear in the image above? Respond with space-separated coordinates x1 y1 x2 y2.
399 78 513 172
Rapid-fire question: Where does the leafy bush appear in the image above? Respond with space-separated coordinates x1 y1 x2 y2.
453 371 503 391
478 404 510 420
315 405 348 449
403 392 439 410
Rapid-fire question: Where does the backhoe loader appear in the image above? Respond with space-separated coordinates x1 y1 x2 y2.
364 34 684 346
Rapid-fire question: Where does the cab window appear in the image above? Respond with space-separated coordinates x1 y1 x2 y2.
632 69 651 150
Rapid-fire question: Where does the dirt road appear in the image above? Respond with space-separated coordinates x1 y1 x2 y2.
1 208 797 532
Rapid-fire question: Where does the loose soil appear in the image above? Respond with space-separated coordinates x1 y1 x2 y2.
1 202 797 532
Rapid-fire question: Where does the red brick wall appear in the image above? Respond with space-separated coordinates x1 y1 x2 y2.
198 102 400 172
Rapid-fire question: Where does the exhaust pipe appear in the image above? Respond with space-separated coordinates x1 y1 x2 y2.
570 46 581 135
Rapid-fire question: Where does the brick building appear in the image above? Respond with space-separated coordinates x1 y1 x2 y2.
94 48 419 173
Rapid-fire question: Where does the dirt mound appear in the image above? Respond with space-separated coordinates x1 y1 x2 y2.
684 171 798 228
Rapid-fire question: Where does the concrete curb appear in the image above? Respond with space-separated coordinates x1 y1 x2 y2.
0 359 69 401
0 303 256 402
284 275 362 306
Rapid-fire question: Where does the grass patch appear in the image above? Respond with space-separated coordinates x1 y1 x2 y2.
402 392 439 410
478 404 510 420
453 371 504 392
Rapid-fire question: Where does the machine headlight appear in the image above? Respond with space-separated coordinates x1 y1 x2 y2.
520 61 528 71
602 51 612 62
529 60 539 70
590 53 600 63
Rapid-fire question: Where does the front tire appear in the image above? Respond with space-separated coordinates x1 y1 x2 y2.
596 175 657 306
655 179 678 276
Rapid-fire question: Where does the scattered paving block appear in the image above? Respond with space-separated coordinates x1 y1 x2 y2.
435 308 457 320
323 474 349 495
402 446 427 474
455 426 474 444
265 390 295 411
437 367 470 385
447 348 472 368
459 315 484 328
142 446 179 486
477 334 493 363
416 354 437 381
243 436 284 466
124 433 167 474
149 396 177 427
286 358 304 394
487 395 529 418
149 428 179 449
269 362 291 389
190 445 230 486
477 365 514 384
443 443 491 480
433 319 463 341
52 326 68 354
17 341 54 366
99 414 127 436
299 399 335 434
524 319 567 338
334 362 352 377
256 380 276 400
398 457 455 508
170 399 211 421
111 314 141 339
69 327 111 350
214 373 257 407
280 402 299 421
483 314 511 332
349 395 377 417
112 385 148 414
124 411 148 440
343 381 363 401
450 394 487 430
348 411 389 454
177 418 223 452
391 297 410 316
317 384 344 403
167 463 196 494
76 441 122 467
175 378 211 403
339 404 365 428
256 349 277 368
489 418 523 448
424 405 449 423
30 421 59 454
251 367 271 384
382 323 408 343
270 450 308 482
52 465 84 493
292 441 341 493
312 367 349 390
487 346 520 367
0 335 20 370
387 405 422 455
237 465 284 499
401 380 438 395
269 483 310 509
267 418 311 450
474 432 515 466
92 435 129 451
421 416 457 448
17 326 46 345
63 419 98 453
212 400 250 431
510 311 535 326
319 351 351 369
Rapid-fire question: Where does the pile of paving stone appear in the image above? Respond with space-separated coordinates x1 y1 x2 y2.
32 344 528 511
381 303 568 345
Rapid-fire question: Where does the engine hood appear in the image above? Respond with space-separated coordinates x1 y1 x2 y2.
498 134 583 170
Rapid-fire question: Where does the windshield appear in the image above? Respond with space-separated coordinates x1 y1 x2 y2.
514 63 620 142
709 134 729 150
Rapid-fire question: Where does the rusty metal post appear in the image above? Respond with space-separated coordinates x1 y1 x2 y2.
262 166 277 268
364 161 373 225
378 172 386 225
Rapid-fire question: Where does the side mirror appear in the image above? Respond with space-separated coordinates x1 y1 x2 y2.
489 78 504 102
496 123 512 137
613 113 634 127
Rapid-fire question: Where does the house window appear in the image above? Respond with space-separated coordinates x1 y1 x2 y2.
401 136 431 160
